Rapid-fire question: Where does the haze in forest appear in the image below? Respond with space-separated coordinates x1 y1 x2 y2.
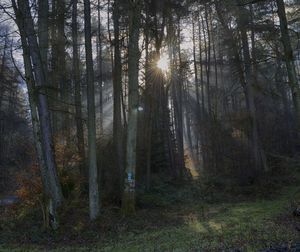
1 0 300 251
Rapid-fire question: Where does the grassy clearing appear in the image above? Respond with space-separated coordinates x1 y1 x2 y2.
94 186 299 251
1 184 299 252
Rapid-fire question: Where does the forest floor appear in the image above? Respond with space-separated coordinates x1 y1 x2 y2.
1 163 300 251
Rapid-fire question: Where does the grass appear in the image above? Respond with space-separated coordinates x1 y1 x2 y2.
1 176 300 251
93 186 299 251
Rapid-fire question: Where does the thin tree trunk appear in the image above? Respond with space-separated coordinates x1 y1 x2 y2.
175 17 185 177
97 0 103 134
84 0 100 220
192 16 200 109
113 0 123 201
72 0 85 180
210 10 218 117
107 0 114 70
57 0 69 140
198 10 205 115
276 0 300 128
0 36 8 115
38 0 48 80
203 5 212 116
144 5 152 190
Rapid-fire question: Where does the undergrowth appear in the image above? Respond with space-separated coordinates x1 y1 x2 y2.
1 157 300 251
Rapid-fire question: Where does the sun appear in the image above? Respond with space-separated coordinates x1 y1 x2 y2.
157 55 169 72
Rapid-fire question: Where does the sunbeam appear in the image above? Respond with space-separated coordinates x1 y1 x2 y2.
157 54 169 72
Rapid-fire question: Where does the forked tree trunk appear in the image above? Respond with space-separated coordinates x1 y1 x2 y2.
12 0 63 229
20 29 50 228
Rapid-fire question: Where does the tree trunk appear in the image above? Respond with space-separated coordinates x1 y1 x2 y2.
56 0 69 140
12 0 63 229
203 5 212 116
38 0 48 80
192 16 200 109
144 5 152 190
72 0 85 180
20 26 51 229
236 2 268 173
175 17 185 177
97 0 103 134
276 0 300 128
198 10 205 115
122 0 141 215
215 1 268 173
84 0 100 220
112 0 124 202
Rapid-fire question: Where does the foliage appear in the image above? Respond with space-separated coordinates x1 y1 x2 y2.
54 135 81 198
15 163 43 208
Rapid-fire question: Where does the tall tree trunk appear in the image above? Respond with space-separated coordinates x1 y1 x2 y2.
192 16 200 109
56 0 69 140
107 0 114 70
38 0 48 80
122 0 141 215
210 10 218 117
0 35 8 118
175 17 185 177
50 0 58 133
216 1 268 173
198 10 205 115
72 0 85 180
236 2 268 173
144 5 152 190
84 0 100 220
12 0 63 229
276 0 300 128
112 0 123 202
203 5 212 116
97 0 103 134
20 26 51 229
